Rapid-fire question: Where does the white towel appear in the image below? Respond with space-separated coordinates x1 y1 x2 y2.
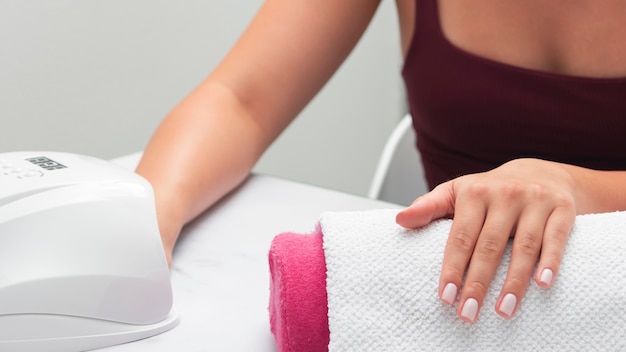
321 209 626 352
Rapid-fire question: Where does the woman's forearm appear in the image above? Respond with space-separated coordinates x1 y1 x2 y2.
133 0 386 264
135 82 275 261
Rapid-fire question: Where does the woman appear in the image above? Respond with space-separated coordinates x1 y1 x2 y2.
136 0 626 323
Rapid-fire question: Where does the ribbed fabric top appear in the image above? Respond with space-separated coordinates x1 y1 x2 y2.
402 0 626 189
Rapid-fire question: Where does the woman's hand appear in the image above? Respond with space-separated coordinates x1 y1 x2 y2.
150 188 185 268
396 158 580 322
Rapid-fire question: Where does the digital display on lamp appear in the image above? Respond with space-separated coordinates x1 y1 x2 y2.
26 156 67 171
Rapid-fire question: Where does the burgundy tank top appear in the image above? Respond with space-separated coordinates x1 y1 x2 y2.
402 0 626 189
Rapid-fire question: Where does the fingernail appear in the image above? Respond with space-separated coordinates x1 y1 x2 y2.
460 298 479 322
441 283 457 304
539 268 553 287
499 293 517 317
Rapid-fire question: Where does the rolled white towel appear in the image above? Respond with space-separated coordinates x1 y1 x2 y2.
322 209 626 352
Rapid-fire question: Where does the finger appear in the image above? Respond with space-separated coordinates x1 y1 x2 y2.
438 189 487 306
396 181 455 229
496 205 549 318
456 207 519 323
535 204 575 288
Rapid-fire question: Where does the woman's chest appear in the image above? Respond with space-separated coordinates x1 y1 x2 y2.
397 0 626 78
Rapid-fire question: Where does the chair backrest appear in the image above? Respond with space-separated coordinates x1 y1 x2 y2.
368 114 428 206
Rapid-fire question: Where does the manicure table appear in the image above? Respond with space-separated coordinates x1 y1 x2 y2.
100 153 399 351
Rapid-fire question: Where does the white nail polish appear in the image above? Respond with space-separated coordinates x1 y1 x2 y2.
461 298 479 322
540 268 553 286
499 293 517 317
441 283 457 304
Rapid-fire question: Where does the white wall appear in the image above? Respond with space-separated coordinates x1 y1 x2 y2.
0 1 405 197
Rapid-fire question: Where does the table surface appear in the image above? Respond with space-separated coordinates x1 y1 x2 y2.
101 154 399 351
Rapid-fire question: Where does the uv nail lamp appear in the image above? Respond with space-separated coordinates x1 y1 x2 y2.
0 151 178 351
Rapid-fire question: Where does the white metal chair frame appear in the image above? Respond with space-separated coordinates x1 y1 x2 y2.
368 114 428 205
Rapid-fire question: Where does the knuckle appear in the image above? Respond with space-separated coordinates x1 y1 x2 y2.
547 221 573 244
464 280 489 298
476 236 503 260
500 182 525 201
504 275 528 293
450 232 475 252
554 193 576 211
464 182 489 199
541 251 564 266
441 266 465 280
526 183 548 201
553 233 569 248
515 235 542 257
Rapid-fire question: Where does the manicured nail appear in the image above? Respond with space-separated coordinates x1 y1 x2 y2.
499 293 517 317
461 298 479 322
539 268 553 287
441 283 457 305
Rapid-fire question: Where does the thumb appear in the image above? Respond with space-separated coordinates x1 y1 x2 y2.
395 181 455 228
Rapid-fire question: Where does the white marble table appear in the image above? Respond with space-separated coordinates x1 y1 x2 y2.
101 154 399 351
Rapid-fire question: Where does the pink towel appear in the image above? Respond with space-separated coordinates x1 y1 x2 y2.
268 229 328 352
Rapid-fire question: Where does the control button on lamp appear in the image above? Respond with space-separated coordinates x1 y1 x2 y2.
23 170 44 177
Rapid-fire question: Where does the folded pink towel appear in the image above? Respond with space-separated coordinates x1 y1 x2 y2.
268 230 328 352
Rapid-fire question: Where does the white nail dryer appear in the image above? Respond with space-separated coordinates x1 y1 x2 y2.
0 151 178 351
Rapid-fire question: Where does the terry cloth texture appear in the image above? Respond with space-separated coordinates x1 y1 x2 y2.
322 209 626 352
268 228 329 352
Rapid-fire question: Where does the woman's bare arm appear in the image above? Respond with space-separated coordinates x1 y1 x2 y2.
136 0 382 263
